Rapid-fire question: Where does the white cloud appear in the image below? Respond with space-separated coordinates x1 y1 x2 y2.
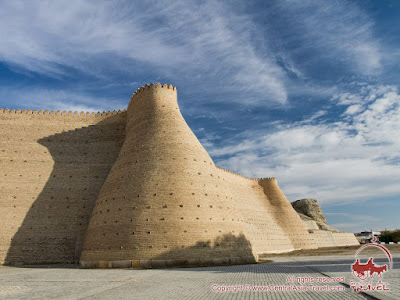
279 0 381 74
344 104 363 115
335 93 363 105
0 1 384 108
210 85 400 204
0 0 289 105
325 213 380 223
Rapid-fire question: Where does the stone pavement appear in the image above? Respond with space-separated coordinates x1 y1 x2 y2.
286 254 399 300
0 254 398 300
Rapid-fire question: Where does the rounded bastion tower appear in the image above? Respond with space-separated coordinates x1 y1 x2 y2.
80 83 256 268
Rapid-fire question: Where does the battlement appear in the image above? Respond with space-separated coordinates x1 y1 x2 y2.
216 166 276 182
129 82 177 104
0 108 126 119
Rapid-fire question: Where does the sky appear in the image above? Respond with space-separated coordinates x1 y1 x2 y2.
0 0 399 232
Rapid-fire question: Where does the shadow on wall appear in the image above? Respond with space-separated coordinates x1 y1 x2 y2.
147 233 257 268
5 115 125 265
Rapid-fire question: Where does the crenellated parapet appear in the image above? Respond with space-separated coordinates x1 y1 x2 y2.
216 166 276 182
0 108 127 120
258 177 277 181
128 82 176 106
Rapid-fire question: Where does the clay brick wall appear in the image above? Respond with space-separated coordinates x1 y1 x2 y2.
0 110 126 264
80 84 317 268
332 232 359 247
309 231 359 248
0 83 357 267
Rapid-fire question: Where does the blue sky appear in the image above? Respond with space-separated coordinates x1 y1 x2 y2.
0 0 399 232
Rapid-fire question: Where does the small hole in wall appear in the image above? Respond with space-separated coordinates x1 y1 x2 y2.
179 204 183 208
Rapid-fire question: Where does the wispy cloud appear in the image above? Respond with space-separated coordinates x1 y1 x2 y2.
209 84 400 204
0 0 290 105
325 213 380 223
272 0 381 75
0 0 384 109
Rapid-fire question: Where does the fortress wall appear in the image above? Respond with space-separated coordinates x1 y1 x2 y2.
0 109 126 264
80 84 256 267
302 220 320 231
0 84 357 268
309 230 337 248
80 84 317 268
258 178 318 251
332 232 360 247
308 230 358 248
213 169 297 254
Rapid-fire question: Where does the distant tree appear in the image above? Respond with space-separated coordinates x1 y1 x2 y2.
380 230 400 243
392 230 400 242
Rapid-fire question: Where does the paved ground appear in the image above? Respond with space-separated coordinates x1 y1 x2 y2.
0 254 398 300
259 244 400 258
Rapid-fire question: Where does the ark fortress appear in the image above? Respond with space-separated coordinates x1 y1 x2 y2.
0 83 358 268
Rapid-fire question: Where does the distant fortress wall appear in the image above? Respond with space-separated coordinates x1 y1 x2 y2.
0 83 358 267
0 109 126 264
